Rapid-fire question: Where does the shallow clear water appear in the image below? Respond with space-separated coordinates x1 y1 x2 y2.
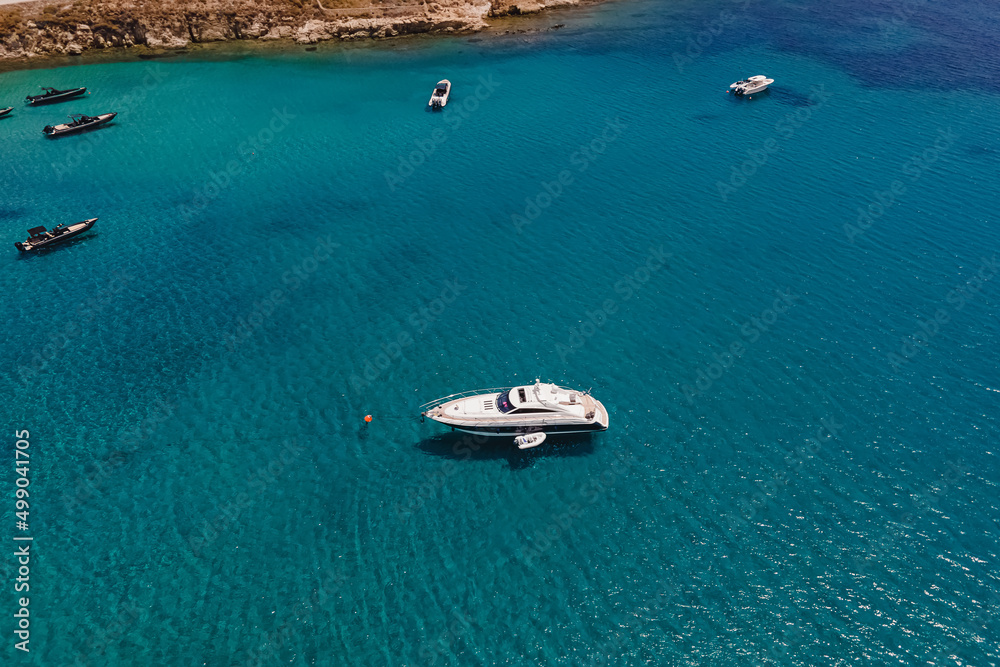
1 0 999 664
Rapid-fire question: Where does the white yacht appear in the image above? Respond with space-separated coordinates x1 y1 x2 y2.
420 379 609 437
428 79 451 109
729 75 774 97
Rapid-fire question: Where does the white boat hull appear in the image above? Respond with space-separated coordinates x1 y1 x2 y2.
443 423 607 437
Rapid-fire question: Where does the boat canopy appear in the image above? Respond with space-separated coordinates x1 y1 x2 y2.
496 389 515 413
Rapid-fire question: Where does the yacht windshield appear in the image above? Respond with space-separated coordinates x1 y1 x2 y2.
496 390 514 413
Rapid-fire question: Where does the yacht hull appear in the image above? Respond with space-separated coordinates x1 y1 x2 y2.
735 84 770 96
427 419 608 437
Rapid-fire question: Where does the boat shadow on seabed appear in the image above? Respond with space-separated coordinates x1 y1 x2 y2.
414 431 596 470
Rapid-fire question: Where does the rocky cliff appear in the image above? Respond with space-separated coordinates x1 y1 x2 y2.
0 0 581 61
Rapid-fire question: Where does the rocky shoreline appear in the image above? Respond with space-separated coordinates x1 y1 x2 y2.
0 0 589 66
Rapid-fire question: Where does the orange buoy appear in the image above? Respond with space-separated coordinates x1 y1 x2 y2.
364 415 372 423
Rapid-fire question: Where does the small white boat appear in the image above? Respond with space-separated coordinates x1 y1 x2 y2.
515 432 547 449
729 75 774 97
429 79 451 109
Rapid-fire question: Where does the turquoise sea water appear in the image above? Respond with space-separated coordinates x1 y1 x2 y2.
2 0 999 663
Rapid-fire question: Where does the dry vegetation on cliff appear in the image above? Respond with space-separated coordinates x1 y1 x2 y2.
0 0 576 60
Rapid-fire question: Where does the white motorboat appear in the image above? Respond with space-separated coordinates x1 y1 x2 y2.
729 75 774 97
429 79 451 109
420 379 609 437
514 432 547 449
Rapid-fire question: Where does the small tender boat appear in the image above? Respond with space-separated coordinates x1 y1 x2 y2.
0 107 12 118
15 218 97 252
514 432 547 450
26 86 87 105
421 379 609 437
429 79 451 109
729 75 774 97
43 113 117 137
